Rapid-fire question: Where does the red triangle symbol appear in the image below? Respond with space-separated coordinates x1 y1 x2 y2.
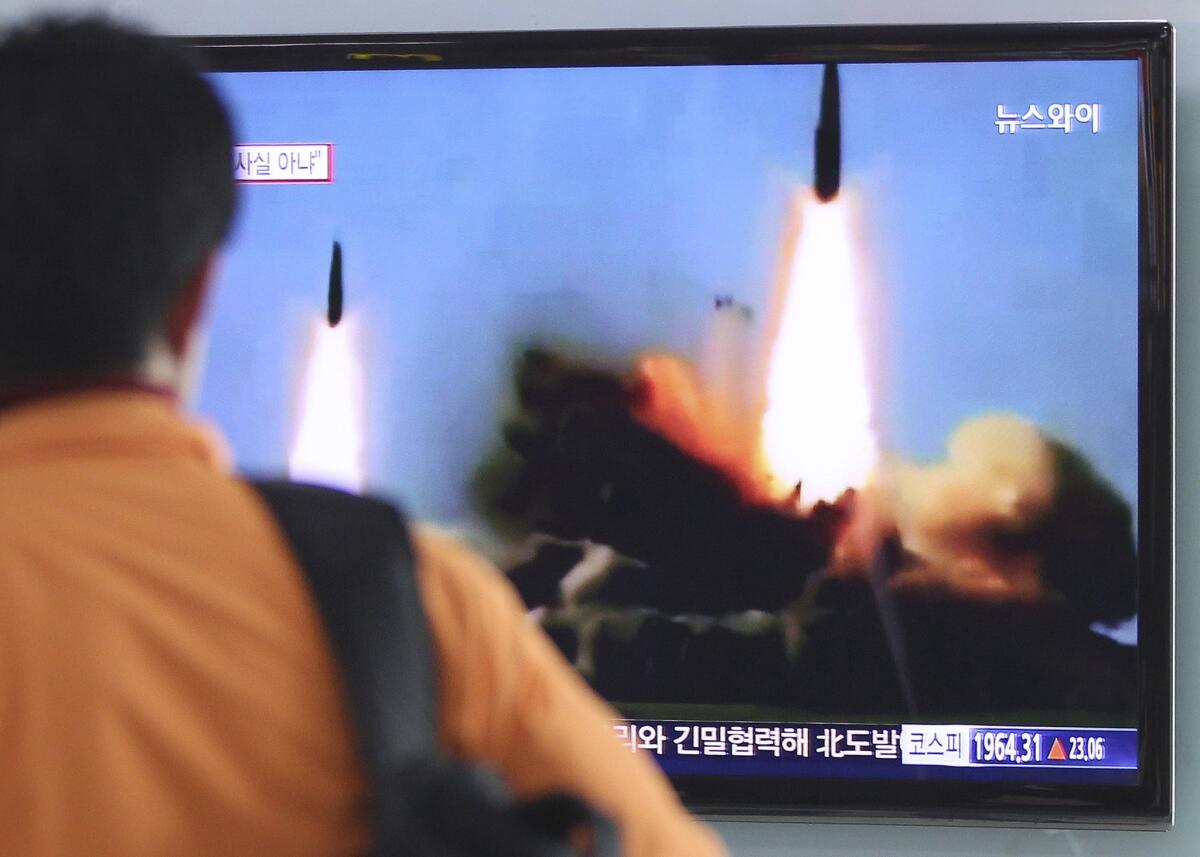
1048 739 1067 761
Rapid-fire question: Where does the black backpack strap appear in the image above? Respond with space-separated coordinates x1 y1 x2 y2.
250 479 622 857
249 479 435 853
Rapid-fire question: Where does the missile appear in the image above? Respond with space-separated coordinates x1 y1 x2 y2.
813 63 841 202
327 240 343 327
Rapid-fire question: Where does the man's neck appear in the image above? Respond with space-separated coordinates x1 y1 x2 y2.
0 332 207 415
141 334 188 394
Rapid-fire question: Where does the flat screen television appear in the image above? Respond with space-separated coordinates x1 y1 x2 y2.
190 22 1174 829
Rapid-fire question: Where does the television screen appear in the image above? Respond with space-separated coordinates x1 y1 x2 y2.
193 23 1173 828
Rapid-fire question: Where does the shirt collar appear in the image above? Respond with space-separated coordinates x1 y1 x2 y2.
0 380 230 472
0 374 175 416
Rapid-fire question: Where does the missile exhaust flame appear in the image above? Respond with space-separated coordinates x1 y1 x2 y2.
759 189 877 507
289 240 365 493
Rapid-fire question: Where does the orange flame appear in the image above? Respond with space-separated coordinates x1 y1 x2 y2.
633 351 767 501
289 316 366 492
632 186 879 509
759 188 878 507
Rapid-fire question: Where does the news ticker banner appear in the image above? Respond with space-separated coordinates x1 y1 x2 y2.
612 720 1138 784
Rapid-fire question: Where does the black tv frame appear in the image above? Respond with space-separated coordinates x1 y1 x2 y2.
190 22 1174 829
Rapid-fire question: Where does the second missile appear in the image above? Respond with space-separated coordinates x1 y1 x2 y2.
814 63 841 202
327 240 343 327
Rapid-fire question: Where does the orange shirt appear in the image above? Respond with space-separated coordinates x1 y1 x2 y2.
0 391 726 857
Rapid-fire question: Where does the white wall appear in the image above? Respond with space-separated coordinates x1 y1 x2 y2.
0 1 1192 855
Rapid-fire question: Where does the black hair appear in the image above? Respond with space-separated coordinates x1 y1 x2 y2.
0 16 236 383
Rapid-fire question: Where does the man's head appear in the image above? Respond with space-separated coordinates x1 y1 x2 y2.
0 16 235 387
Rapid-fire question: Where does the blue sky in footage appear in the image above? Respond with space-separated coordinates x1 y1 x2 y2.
198 59 1140 533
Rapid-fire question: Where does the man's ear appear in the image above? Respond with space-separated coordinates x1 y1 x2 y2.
164 252 219 357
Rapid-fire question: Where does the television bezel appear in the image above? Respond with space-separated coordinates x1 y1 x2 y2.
189 21 1175 829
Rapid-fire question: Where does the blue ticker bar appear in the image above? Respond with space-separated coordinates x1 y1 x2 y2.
613 719 1138 786
966 726 1138 768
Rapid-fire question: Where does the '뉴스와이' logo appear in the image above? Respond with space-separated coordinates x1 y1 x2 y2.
995 103 1100 134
